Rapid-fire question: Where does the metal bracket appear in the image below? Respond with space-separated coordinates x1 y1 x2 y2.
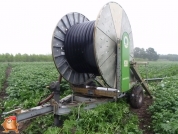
50 99 59 114
130 62 152 98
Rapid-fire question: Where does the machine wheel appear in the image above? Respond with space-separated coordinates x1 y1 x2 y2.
129 86 144 109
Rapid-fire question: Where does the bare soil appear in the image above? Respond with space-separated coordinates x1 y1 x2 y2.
130 95 154 134
18 120 31 133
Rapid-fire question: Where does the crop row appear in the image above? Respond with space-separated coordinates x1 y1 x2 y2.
2 62 72 133
149 76 178 133
24 100 142 134
139 62 178 78
2 62 142 134
139 61 178 133
44 100 142 134
4 62 59 111
3 61 178 134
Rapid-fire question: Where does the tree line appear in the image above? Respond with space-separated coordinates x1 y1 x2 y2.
134 47 159 61
159 54 178 61
134 47 178 61
0 53 53 62
0 49 178 62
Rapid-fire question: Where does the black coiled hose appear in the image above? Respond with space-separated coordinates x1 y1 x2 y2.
64 21 99 74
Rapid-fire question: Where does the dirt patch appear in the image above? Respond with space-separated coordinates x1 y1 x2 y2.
0 65 12 133
130 95 154 134
18 120 32 133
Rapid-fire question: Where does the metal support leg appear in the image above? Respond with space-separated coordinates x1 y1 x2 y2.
48 75 62 127
54 75 62 126
54 114 60 126
54 89 60 127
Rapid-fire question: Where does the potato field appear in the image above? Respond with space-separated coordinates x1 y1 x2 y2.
1 62 178 134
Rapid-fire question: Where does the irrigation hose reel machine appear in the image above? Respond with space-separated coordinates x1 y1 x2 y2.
4 2 152 126
52 2 151 103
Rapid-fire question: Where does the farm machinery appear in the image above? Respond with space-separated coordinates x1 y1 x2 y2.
3 2 153 126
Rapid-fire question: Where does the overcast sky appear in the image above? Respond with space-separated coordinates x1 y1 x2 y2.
0 0 177 55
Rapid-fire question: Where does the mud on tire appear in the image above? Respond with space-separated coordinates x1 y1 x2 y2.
130 85 144 109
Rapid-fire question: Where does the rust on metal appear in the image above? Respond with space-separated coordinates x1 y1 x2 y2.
72 86 119 97
37 93 54 106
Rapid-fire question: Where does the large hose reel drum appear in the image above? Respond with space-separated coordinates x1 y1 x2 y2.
52 2 134 88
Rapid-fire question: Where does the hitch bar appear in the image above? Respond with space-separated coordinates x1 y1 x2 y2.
2 95 114 122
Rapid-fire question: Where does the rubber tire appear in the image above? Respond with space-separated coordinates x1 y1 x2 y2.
129 86 144 109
